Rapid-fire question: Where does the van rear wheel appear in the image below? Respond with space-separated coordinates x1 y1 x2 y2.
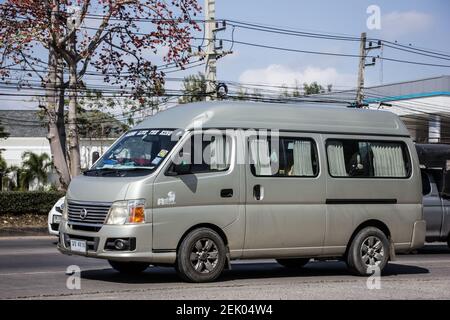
176 228 226 283
108 260 149 274
276 258 310 268
346 227 390 276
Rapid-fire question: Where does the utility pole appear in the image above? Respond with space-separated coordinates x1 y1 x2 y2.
204 0 216 101
355 32 381 107
355 32 367 107
203 0 231 101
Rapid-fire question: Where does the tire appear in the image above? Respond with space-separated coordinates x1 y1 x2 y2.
447 234 450 249
346 227 390 276
176 228 227 283
276 258 310 268
108 260 149 274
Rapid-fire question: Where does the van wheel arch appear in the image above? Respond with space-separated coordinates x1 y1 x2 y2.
345 220 391 257
176 223 230 268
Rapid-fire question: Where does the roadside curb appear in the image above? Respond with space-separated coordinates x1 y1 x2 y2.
0 227 48 237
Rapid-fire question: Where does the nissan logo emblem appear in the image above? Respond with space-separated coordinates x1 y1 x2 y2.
80 208 88 220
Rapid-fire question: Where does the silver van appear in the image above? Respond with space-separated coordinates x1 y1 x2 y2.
58 101 426 282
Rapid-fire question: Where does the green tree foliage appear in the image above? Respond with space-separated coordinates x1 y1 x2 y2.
302 82 333 95
19 152 52 191
0 125 9 139
179 73 207 104
1 165 20 191
0 191 65 214
303 82 323 95
76 108 129 139
0 151 6 173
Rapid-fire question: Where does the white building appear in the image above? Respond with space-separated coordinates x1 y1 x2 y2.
318 75 450 143
0 110 123 189
364 76 450 144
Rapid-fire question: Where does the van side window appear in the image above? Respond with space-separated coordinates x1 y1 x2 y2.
249 137 318 177
177 133 231 174
326 139 410 178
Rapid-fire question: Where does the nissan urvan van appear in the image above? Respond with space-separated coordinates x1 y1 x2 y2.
58 101 426 282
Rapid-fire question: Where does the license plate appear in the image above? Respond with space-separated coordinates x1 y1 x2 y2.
70 240 87 253
52 215 61 224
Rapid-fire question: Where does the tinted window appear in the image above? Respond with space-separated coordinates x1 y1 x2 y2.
249 137 319 177
327 139 410 178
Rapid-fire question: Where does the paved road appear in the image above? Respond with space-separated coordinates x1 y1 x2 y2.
1 236 450 299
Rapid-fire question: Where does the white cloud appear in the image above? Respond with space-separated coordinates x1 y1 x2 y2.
382 11 433 38
238 64 356 89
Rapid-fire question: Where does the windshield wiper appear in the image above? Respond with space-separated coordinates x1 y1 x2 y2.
83 167 154 177
83 168 119 176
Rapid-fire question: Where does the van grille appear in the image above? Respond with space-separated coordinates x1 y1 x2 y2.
67 201 111 230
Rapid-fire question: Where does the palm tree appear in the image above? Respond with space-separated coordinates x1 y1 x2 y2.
0 151 6 173
0 151 7 191
20 152 52 190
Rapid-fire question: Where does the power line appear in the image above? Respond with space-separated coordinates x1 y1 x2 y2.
226 19 450 60
381 43 450 62
217 38 450 68
227 20 361 42
380 40 450 59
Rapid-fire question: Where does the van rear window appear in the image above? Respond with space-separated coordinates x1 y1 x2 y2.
326 139 410 178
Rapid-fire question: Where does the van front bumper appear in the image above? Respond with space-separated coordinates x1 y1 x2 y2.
410 220 426 250
57 221 176 264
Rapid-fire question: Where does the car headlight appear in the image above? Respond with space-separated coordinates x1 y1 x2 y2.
106 199 146 225
62 198 68 221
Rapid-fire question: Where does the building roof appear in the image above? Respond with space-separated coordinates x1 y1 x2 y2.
0 109 127 138
317 75 450 104
134 101 410 137
0 110 47 137
364 75 450 103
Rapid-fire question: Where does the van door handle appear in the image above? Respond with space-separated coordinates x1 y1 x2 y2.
253 184 264 200
220 188 233 198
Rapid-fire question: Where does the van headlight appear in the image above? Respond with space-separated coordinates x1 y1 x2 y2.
106 199 146 225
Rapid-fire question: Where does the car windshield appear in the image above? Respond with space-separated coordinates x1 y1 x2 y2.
85 129 180 177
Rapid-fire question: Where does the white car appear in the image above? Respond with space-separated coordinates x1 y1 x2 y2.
48 197 65 236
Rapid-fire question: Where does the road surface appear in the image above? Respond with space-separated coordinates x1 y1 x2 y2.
1 236 450 299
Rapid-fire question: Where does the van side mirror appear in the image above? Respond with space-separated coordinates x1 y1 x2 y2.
167 162 192 176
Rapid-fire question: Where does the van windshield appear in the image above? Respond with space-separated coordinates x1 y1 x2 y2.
84 129 179 177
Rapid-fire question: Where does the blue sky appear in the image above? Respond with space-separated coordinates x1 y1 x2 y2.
208 0 450 89
1 0 450 109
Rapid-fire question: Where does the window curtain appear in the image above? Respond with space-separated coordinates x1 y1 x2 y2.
210 136 229 170
292 140 314 176
249 139 272 175
371 143 406 177
327 141 347 176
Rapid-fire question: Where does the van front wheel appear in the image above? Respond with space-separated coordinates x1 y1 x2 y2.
276 258 310 268
346 227 390 276
176 228 227 282
108 260 149 274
